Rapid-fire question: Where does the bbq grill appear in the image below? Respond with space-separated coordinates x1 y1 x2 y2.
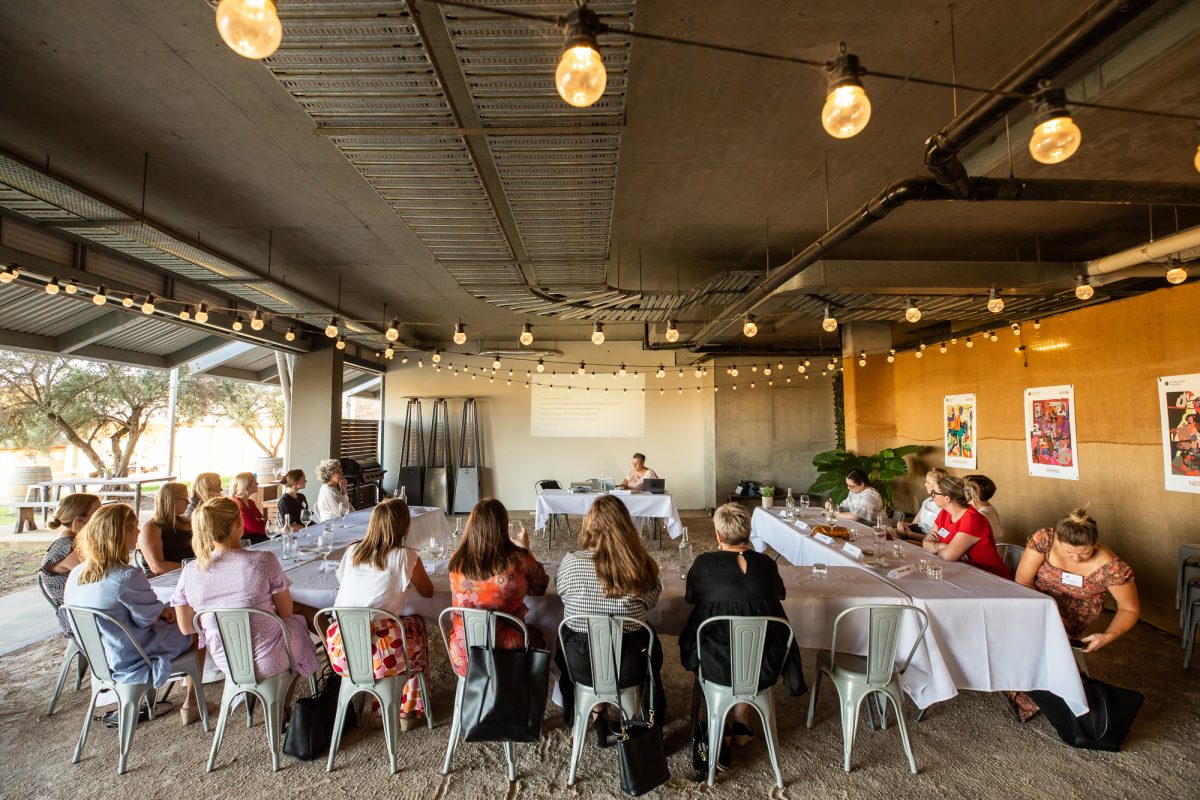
339 457 385 508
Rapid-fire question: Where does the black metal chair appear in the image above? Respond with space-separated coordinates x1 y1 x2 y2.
534 480 570 549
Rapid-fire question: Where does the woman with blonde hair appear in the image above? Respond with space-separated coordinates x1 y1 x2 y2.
171 498 317 694
964 474 1005 543
64 503 207 724
185 472 223 519
41 493 101 638
327 498 435 728
556 494 665 739
446 498 548 677
315 458 351 523
138 482 193 575
897 466 949 540
229 472 268 544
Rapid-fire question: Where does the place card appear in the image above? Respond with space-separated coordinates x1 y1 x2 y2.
813 532 836 545
842 542 863 559
887 564 916 579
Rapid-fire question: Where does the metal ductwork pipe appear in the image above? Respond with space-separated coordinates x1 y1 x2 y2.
1086 224 1200 275
924 0 1156 198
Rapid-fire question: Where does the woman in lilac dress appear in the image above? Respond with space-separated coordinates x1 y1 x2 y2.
172 498 317 687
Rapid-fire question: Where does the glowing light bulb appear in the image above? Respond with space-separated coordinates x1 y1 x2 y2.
989 332 999 342
915 350 923 359
618 363 627 378
742 315 758 338
821 44 870 139
453 320 467 346
798 364 806 374
0 265 16 284
215 0 282 60
122 296 134 308
939 343 947 354
555 44 606 108
386 319 400 342
231 315 244 332
492 357 502 370
1011 323 1021 335
285 326 296 342
764 367 772 376
821 305 838 332
656 365 665 378
195 303 209 323
1074 276 1094 300
730 365 739 377
536 358 545 373
325 318 339 338
858 352 867 367
519 322 534 346
179 306 192 321
92 286 108 306
45 277 60 295
904 298 921 323
64 280 77 295
250 309 265 330
987 290 1005 314
1166 264 1188 285
664 319 679 343
966 337 973 348
1195 144 1200 175
578 361 587 375
141 294 156 315
887 349 895 363
591 321 605 345
432 349 442 364
1028 82 1080 165
336 334 346 350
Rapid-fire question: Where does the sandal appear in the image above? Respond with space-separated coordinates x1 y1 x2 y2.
730 722 755 747
399 713 425 732
180 701 217 727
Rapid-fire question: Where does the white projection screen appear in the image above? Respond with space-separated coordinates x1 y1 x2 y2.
531 373 646 437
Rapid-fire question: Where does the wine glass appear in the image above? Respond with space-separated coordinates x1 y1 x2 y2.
299 508 312 536
339 499 352 528
317 529 334 573
508 521 525 546
429 535 446 575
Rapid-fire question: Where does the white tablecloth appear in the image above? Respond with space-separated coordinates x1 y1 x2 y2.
750 506 1089 714
535 489 684 538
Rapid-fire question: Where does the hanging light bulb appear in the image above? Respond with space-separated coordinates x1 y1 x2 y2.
939 342 948 354
965 337 973 348
618 363 627 377
1165 258 1188 285
536 358 545 373
764 367 772 376
798 363 806 374
555 3 606 108
325 317 339 338
492 356 502 370
431 349 442 364
1028 81 1082 165
1074 275 1094 300
0 265 17 284
742 314 758 338
578 361 587 375
858 351 867 367
752 364 759 373
195 303 209 323
285 325 296 342
1034 319 1041 330
821 304 838 332
987 289 1005 314
664 319 679 343
730 365 739 377
231 315 244 332
821 43 871 139
64 280 78 295
386 318 400 342
989 331 999 342
1195 143 1200 175
179 305 192 321
44 277 61 295
250 308 265 330
887 349 895 363
1011 322 1021 336
591 321 605 345
915 349 924 359
215 0 283 60
122 295 134 308
453 320 467 345
92 286 108 306
519 322 534 346
336 334 346 351
141 294 156 315
656 364 665 378
904 297 921 323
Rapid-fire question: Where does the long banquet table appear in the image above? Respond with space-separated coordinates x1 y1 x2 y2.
749 505 1089 714
535 488 684 538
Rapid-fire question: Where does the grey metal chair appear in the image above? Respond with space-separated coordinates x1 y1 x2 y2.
535 480 569 548
38 572 88 716
696 615 794 788
1177 545 1200 626
996 543 1025 576
557 615 650 786
1184 579 1200 667
315 606 433 774
199 608 308 773
438 607 526 782
806 604 929 774
63 605 209 774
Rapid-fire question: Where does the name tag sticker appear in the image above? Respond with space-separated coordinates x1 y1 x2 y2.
888 565 915 579
1062 572 1084 588
814 532 835 545
938 527 953 540
842 542 863 559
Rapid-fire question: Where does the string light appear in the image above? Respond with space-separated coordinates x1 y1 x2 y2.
285 326 296 342
656 364 665 378
432 349 442 364
858 351 867 367
122 295 134 308
519 322 534 346
231 315 244 332
742 314 758 338
989 331 999 342
195 303 209 323
752 364 758 373
591 321 605 345
141 294 156 315
1029 81 1081 165
578 361 587 375
335 334 346 351
904 297 921 323
325 317 339 338
886 348 895 363
1166 258 1188 285
915 349 924 359
385 345 394 360
1034 319 1041 330
821 42 871 139
619 363 627 377
1011 322 1021 335
44 277 60 295
453 320 467 345
401 355 409 364
555 3 606 108
0 265 17 284
386 318 400 342
536 358 545 373
939 342 947 354
730 365 739 377
664 319 679 343
215 0 282 60
1074 275 1094 300
987 289 1005 314
492 356 502 370
798 363 806 374
92 286 108 306
965 337 973 348
763 366 772 376
821 304 838 332
179 306 192 321
250 308 265 330
64 280 78 295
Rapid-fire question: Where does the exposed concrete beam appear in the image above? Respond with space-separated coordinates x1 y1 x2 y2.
256 363 280 383
201 366 265 384
168 336 238 367
0 326 168 370
769 260 1079 298
342 374 382 396
185 341 255 375
57 311 143 354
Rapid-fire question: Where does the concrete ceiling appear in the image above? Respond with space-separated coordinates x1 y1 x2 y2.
0 0 1197 357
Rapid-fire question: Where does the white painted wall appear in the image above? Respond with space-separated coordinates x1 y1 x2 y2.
381 342 714 511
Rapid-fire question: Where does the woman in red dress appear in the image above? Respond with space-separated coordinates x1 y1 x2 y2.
921 474 1011 579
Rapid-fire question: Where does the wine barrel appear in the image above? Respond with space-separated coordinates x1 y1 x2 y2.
254 456 284 485
7 464 52 501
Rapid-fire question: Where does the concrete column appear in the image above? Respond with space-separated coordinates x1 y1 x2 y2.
285 347 344 476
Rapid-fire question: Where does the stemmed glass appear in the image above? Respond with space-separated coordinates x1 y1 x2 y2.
317 528 335 573
429 535 446 576
298 508 312 537
339 499 352 528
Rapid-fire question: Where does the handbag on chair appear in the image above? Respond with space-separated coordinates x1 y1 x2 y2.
461 644 551 743
613 638 669 796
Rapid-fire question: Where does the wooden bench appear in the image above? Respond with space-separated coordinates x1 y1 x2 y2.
10 500 57 532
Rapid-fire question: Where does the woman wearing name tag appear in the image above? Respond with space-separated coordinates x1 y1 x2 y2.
897 467 947 540
836 468 884 524
920 475 1010 579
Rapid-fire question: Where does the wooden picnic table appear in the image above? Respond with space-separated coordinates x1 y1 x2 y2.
13 475 176 532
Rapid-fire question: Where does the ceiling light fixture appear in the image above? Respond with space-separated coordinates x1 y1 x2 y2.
821 304 838 332
730 365 739 377
92 286 108 306
1165 257 1188 285
453 320 467 346
555 2 607 108
1029 80 1082 165
325 317 339 338
591 321 605 345
432 349 442 364
886 349 895 363
618 362 627 377
231 315 244 331
664 319 679 343
250 308 265 330
578 361 587 375
44 277 60 295
492 357 502 370
121 295 134 308
519 322 534 346
64 280 78 295
536 357 545 373
656 364 665 378
987 288 1005 314
904 297 921 323
858 351 867 367
179 306 192 321
215 0 282 60
336 334 346 350
386 318 400 342
0 265 17 284
141 294 156 315
195 303 209 323
742 314 758 338
1074 275 1094 300
285 326 296 342
821 42 871 139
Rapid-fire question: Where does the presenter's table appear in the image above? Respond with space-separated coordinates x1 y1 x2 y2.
534 489 684 538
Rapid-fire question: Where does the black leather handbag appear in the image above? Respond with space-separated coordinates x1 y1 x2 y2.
460 632 551 743
283 666 356 761
1027 676 1144 752
614 641 670 796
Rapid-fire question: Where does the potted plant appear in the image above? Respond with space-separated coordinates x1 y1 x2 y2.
759 484 776 509
807 446 922 510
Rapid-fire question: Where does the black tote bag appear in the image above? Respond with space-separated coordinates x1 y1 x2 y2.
283 667 357 761
1027 676 1144 752
613 634 670 796
461 644 551 743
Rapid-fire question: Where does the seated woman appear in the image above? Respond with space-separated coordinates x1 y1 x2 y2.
446 498 549 678
315 458 352 523
896 467 947 540
327 498 434 729
185 472 223 520
138 482 193 575
229 472 268 545
41 493 102 639
617 452 659 490
172 497 318 692
276 469 310 531
837 468 884 524
556 495 665 741
921 475 1010 579
680 503 805 762
64 503 206 724
964 474 1005 543
1010 509 1139 721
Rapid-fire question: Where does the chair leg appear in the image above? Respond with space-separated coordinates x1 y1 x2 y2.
72 689 101 765
74 652 88 691
706 697 731 787
419 672 434 728
1186 605 1198 668
566 690 590 786
442 679 464 775
503 741 516 783
806 669 823 728
207 682 237 772
841 688 868 773
245 693 256 728
326 684 354 773
379 689 400 775
754 692 784 789
263 690 284 773
114 685 146 775
49 644 78 717
885 684 918 774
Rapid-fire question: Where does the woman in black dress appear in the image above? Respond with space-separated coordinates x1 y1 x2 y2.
680 503 805 761
137 482 194 574
276 468 310 531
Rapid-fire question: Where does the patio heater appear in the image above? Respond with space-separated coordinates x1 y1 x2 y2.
395 398 425 505
424 398 453 512
452 398 481 514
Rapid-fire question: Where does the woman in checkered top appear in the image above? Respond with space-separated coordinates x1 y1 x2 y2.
555 494 666 741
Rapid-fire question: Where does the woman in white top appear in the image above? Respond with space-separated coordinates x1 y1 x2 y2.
617 452 659 490
837 468 884 524
315 458 352 522
326 498 434 728
965 474 1005 543
897 467 948 541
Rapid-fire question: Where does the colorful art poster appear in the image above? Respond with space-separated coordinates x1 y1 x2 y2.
1158 374 1200 494
1024 385 1079 480
943 394 977 469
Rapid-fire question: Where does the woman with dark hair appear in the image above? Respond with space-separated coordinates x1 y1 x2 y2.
837 468 884 524
618 452 658 490
921 474 1010 579
276 469 310 531
556 494 665 741
446 498 549 677
964 474 1005 543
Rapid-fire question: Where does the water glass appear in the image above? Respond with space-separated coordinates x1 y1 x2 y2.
891 542 905 559
917 559 929 574
846 528 859 543
317 530 335 572
399 485 407 502
927 562 944 581
508 521 524 544
799 495 810 513
872 528 885 558
811 562 828 579
339 501 352 528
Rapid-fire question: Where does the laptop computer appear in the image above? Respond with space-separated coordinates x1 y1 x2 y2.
643 478 666 494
